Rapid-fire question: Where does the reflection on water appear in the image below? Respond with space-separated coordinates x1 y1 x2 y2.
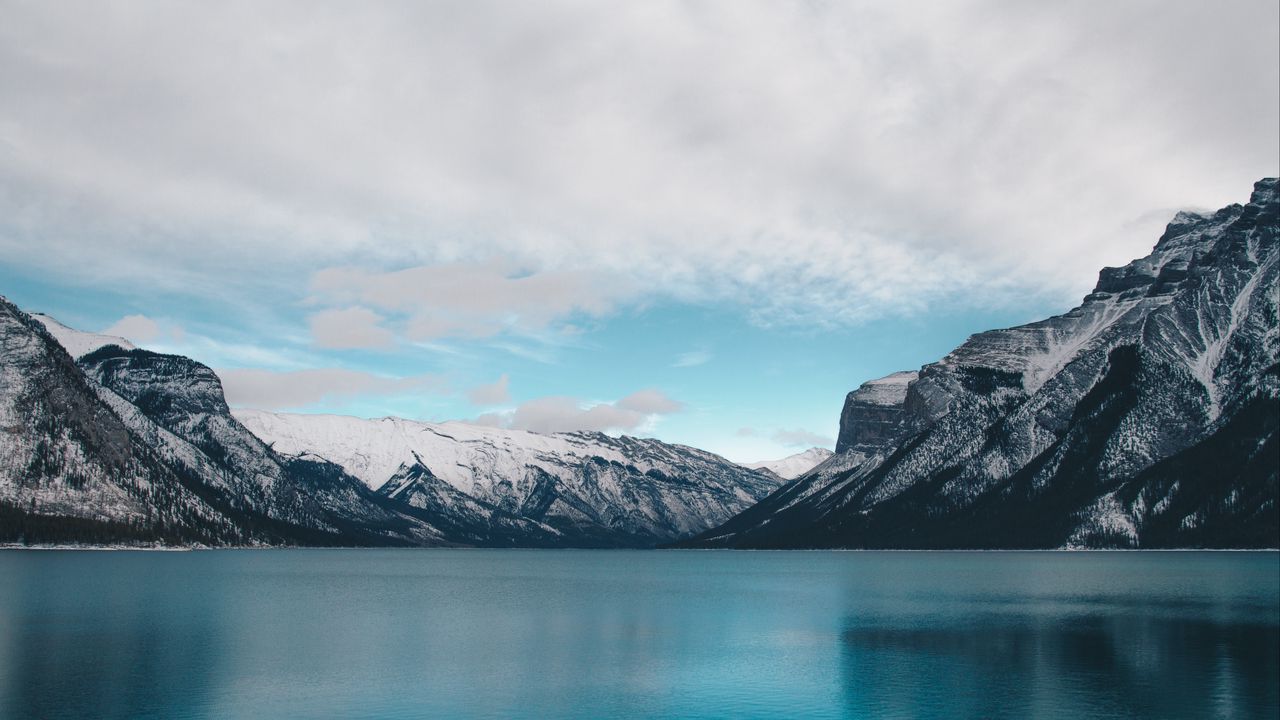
0 550 1275 719
842 615 1279 719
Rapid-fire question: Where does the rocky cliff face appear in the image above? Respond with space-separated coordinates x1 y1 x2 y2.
835 371 917 457
684 178 1279 549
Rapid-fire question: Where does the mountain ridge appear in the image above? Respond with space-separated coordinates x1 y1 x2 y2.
235 408 783 546
680 178 1279 549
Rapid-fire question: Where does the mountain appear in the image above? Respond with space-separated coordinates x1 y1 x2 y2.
2 297 241 545
2 299 454 547
682 178 1279 549
3 297 782 548
235 410 784 546
742 448 834 479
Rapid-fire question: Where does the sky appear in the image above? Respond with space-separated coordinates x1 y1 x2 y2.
1 0 1277 462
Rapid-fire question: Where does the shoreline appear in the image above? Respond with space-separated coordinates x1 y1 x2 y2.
2 544 1277 553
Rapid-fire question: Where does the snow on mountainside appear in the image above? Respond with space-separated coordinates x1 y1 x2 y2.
76 345 444 546
31 314 135 358
235 409 784 546
743 448 834 479
684 177 1280 550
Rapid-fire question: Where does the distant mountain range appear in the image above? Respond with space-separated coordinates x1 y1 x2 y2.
680 178 1279 549
2 179 1275 549
234 409 781 546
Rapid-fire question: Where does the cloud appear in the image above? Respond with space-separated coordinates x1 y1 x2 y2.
310 261 631 341
772 428 832 448
477 389 684 434
735 427 758 437
0 1 1275 327
673 349 712 368
217 368 442 410
470 412 508 428
467 374 511 406
614 389 684 414
102 313 185 345
308 306 394 349
102 314 162 343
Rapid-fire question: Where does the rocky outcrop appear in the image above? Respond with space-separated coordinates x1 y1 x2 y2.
835 371 917 456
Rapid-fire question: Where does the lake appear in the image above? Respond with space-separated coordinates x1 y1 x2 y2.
0 550 1276 719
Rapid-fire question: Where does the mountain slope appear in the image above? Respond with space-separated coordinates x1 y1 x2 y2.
235 409 784 546
683 178 1279 549
742 448 834 480
1 297 247 545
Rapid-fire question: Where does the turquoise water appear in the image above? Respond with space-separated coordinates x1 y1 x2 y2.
0 550 1276 719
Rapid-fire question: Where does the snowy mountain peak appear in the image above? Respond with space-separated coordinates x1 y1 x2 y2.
743 448 834 479
30 312 136 358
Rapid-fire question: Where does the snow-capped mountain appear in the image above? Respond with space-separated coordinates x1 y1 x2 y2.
684 178 1279 549
235 410 784 546
76 344 447 546
742 448 834 479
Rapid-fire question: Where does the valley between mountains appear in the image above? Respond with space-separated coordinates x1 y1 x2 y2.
2 179 1276 549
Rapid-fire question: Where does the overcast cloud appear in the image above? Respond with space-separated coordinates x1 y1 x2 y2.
1 1 1277 446
1 0 1275 336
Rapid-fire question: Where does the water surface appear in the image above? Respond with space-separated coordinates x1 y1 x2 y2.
0 550 1275 719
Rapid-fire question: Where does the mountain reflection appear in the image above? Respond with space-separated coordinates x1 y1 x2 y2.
2 552 228 720
840 613 1279 719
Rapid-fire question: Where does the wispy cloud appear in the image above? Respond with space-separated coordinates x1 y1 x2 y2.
475 389 684 434
488 341 559 365
673 349 712 368
309 261 634 342
218 368 444 410
467 374 511 406
772 428 832 448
